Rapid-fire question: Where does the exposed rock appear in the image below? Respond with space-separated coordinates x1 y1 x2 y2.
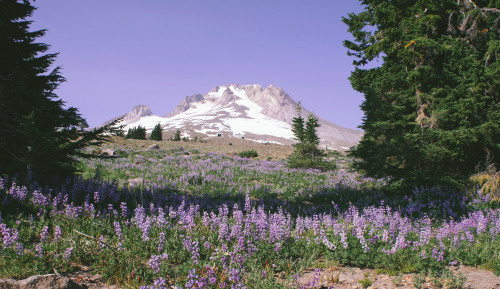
164 94 204 118
0 274 83 289
102 84 364 151
101 149 116 156
146 144 160 151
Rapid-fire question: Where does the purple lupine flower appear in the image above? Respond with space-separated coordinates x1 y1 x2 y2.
40 226 49 242
114 222 123 240
206 266 217 284
31 191 49 206
63 247 72 260
9 185 28 201
16 243 24 255
185 268 199 288
1 224 19 249
54 226 62 241
99 235 106 249
158 232 165 252
120 202 129 218
140 278 168 289
35 244 43 258
148 253 169 274
183 236 200 264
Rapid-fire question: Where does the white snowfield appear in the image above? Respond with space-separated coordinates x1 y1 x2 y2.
112 84 363 149
121 85 294 140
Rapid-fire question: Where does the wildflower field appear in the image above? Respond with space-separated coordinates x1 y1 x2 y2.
1 145 499 288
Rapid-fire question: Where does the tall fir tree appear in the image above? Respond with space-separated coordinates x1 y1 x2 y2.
172 129 181 141
305 113 321 146
288 105 330 169
291 103 305 143
125 126 146 140
344 0 499 189
0 0 115 178
150 123 163 141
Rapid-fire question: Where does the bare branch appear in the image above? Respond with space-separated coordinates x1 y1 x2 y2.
416 8 428 18
73 229 118 256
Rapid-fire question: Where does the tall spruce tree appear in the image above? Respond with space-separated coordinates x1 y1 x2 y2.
288 105 330 170
291 103 305 143
125 126 146 140
0 0 114 178
344 0 499 189
150 123 163 141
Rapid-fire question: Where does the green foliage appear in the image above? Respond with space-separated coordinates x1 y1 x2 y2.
172 129 181 141
288 104 333 171
344 0 500 190
239 149 258 158
0 0 116 178
359 277 373 288
125 126 147 140
305 113 320 146
291 103 305 143
149 123 163 141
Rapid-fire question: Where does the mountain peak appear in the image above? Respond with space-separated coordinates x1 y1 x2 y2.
105 84 363 150
123 105 153 123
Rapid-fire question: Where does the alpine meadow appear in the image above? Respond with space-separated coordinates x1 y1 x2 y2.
1 1 499 289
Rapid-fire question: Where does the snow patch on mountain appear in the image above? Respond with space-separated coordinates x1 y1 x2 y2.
106 84 363 150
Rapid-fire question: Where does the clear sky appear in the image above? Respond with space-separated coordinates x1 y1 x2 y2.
29 1 372 130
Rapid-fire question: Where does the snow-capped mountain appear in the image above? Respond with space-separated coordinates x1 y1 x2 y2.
105 84 363 150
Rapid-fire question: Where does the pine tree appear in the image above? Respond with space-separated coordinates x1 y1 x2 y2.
305 113 320 146
291 103 305 143
0 1 115 178
125 126 146 140
150 123 163 141
304 113 322 160
172 129 181 141
288 105 330 170
344 0 499 189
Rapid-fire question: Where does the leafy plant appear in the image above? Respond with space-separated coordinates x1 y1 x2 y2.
359 277 373 288
239 150 258 158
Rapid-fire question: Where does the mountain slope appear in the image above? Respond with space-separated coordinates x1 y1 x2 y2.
105 84 363 150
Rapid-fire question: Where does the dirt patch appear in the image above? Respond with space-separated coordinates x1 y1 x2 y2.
0 267 121 289
296 265 500 288
103 136 296 160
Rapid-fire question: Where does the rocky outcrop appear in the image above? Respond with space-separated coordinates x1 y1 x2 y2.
146 144 160 151
102 84 363 151
164 94 204 117
0 274 83 289
121 105 153 123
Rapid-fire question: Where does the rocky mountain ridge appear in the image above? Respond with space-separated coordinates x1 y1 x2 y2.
104 84 363 151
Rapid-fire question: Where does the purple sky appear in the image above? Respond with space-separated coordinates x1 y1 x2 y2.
30 1 372 130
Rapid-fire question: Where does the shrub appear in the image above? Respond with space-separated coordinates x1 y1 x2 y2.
171 130 181 141
239 150 258 158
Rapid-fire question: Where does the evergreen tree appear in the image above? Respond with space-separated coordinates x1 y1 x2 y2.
305 113 320 146
291 103 305 143
344 0 499 189
172 129 181 141
288 106 331 170
125 126 146 140
304 113 322 160
150 123 163 141
0 0 115 178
